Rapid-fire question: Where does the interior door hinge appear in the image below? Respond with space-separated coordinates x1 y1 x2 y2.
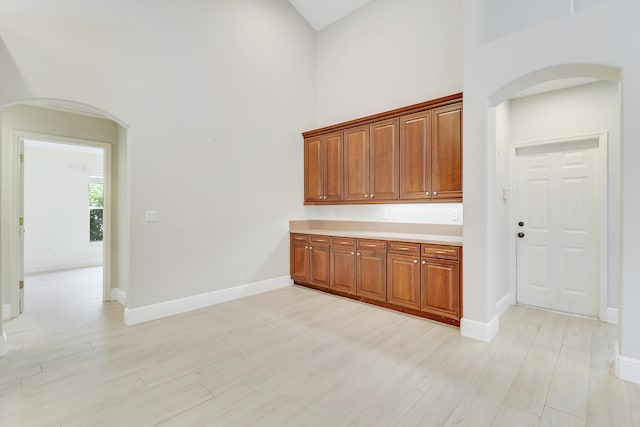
20 154 24 163
19 217 24 226
19 280 24 289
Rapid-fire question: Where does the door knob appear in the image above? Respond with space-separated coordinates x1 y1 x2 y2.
517 232 525 238
518 221 524 227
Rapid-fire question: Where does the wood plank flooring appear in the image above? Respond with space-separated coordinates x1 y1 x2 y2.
1 267 638 426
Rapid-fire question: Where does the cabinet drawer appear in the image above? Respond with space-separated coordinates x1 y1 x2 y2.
421 244 460 260
331 237 357 249
291 233 309 244
357 239 386 251
310 235 331 246
387 241 420 255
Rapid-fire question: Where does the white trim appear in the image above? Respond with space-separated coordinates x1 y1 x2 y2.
496 292 513 317
608 308 619 325
110 288 127 307
616 341 640 385
124 276 293 326
2 305 11 320
0 332 7 357
510 132 609 321
460 315 499 342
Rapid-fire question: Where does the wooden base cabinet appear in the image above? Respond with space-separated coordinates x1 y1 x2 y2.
291 233 462 326
356 247 387 302
421 259 460 320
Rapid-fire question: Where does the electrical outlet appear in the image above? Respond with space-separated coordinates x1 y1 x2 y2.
382 209 390 220
452 209 460 221
240 272 246 281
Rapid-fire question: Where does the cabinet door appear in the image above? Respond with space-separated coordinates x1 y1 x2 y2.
387 253 421 309
344 125 370 201
309 245 330 289
369 118 399 200
400 111 431 200
291 240 310 282
432 103 462 200
357 250 386 302
304 137 323 203
330 248 357 294
421 259 460 320
324 133 344 202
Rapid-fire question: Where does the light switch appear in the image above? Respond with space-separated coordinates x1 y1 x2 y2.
145 210 159 222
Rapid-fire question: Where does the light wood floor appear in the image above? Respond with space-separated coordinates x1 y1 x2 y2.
1 268 638 426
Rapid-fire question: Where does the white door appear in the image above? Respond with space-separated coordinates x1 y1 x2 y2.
516 139 599 317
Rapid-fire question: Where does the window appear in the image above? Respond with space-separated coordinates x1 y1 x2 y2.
89 176 104 242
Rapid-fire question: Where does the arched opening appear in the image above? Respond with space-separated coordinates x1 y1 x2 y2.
0 98 129 342
486 64 621 325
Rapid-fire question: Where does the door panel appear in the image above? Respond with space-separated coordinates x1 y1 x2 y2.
357 250 386 301
310 246 330 289
369 119 399 200
387 253 420 309
516 140 598 317
400 111 431 199
421 260 459 319
291 241 309 282
325 133 343 201
304 137 323 203
330 248 357 294
344 126 369 201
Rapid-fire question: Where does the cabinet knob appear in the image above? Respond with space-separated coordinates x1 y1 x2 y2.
422 260 426 265
319 196 322 200
425 192 430 196
364 194 369 198
309 246 313 250
413 259 418 264
350 251 354 255
323 196 327 200
433 192 438 196
370 194 374 198
304 246 308 249
357 252 361 256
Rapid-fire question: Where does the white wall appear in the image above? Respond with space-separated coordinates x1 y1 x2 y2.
24 143 104 273
463 0 640 368
1 105 120 315
307 0 464 224
0 0 315 310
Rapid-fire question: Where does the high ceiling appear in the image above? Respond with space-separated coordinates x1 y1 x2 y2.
288 0 374 31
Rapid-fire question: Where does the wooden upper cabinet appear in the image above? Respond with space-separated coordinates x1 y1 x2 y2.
400 111 431 200
369 118 399 200
302 93 462 205
304 133 343 203
344 125 370 201
304 137 323 203
432 103 462 200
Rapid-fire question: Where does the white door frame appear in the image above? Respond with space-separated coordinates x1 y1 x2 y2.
510 132 608 321
5 130 113 313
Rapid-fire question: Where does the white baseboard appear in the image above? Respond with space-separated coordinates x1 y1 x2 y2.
496 293 513 317
615 341 640 385
607 308 619 325
0 332 7 357
2 304 11 320
26 261 103 275
110 288 127 306
124 276 292 326
460 315 499 342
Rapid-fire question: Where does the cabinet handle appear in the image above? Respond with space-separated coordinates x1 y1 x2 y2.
350 252 354 255
370 194 374 198
357 252 361 256
425 192 430 196
309 246 313 250
397 247 410 251
323 196 327 200
364 194 369 198
304 246 308 249
433 192 438 196
319 196 322 200
422 260 426 265
339 242 350 245
366 244 377 247
413 260 418 264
